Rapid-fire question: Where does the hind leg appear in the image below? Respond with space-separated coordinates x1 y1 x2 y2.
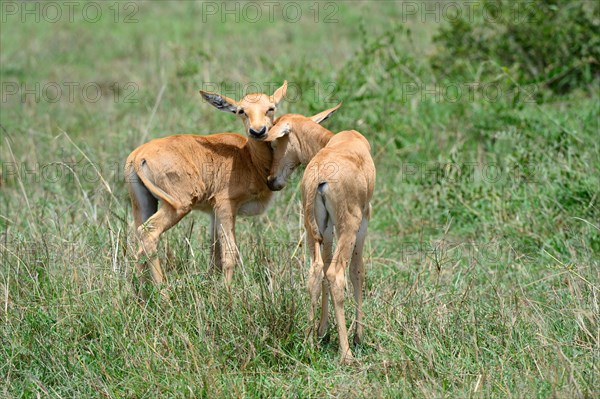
136 204 188 284
350 216 368 346
126 168 189 285
306 231 324 343
305 195 333 341
326 229 359 364
318 219 334 339
325 209 363 364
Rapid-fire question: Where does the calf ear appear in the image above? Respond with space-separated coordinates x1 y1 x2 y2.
264 122 291 142
310 102 342 124
199 90 240 113
270 81 288 106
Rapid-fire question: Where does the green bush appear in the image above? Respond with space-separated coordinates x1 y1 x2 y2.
432 0 600 94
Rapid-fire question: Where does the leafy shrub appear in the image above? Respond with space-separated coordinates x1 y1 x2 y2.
431 0 600 94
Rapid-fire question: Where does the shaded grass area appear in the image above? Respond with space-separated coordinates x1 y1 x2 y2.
1 1 598 397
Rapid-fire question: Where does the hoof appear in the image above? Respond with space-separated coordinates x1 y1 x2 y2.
340 352 357 366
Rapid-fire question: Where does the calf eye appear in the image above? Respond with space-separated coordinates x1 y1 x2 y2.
266 107 275 114
237 109 245 115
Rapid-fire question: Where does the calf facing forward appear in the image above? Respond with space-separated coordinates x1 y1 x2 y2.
260 104 376 363
125 82 286 288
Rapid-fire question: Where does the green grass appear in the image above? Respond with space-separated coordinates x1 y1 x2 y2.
1 1 598 397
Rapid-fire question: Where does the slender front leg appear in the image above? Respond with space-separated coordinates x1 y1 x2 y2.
209 214 222 274
350 216 368 346
213 204 238 283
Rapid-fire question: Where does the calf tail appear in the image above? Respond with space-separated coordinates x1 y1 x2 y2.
303 182 327 243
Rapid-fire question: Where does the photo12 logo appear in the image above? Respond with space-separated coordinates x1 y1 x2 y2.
2 160 123 185
1 1 139 24
400 82 538 104
2 81 139 104
399 1 538 24
200 1 339 23
398 161 541 185
399 239 512 265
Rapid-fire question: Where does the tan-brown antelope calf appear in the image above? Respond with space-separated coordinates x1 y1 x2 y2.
258 104 376 363
124 82 288 288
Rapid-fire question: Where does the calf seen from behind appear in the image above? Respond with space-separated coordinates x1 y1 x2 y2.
259 104 376 363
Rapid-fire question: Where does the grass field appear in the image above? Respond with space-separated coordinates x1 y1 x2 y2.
1 1 598 397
